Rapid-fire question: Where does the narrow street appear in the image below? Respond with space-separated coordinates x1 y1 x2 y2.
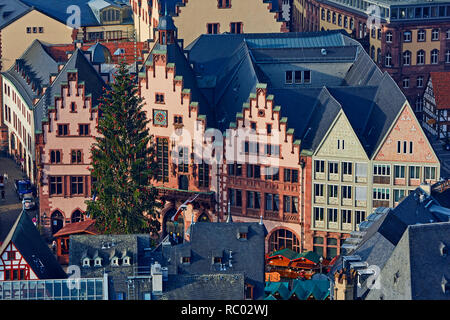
0 155 39 219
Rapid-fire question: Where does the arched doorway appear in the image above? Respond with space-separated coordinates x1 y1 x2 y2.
268 228 301 253
163 208 184 244
51 210 64 235
71 210 84 223
178 175 188 190
197 212 210 222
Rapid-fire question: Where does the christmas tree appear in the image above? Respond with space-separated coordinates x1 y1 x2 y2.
86 61 161 235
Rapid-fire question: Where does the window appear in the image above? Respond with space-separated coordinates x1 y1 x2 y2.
33 27 37 33
246 191 261 209
79 124 89 136
155 93 164 103
431 49 439 64
321 9 325 20
39 27 43 33
314 207 324 221
344 16 348 28
355 210 366 225
447 29 450 39
417 50 425 65
177 147 189 173
71 150 82 164
328 185 338 198
264 167 279 181
432 28 439 41
446 50 450 64
228 163 242 176
294 71 302 84
174 115 183 124
265 193 279 211
285 71 293 84
342 162 352 175
229 188 242 207
57 124 68 136
268 228 301 253
328 162 338 174
315 160 325 173
385 53 392 67
207 23 219 34
403 77 410 88
338 14 342 26
332 12 336 24
409 166 420 179
313 236 324 257
230 22 242 34
417 76 424 88
416 97 424 112
328 208 338 222
198 162 209 187
156 138 169 182
342 209 352 224
314 184 324 197
394 189 406 202
327 10 331 22
304 70 311 83
409 141 413 154
49 176 63 195
386 31 392 43
424 167 436 180
403 31 412 42
26 27 31 33
50 150 61 164
218 0 231 8
267 124 272 134
394 165 405 179
71 176 84 195
417 29 426 41
284 168 298 183
342 186 352 199
373 188 390 200
403 51 411 66
70 102 76 112
373 164 391 176
337 139 345 149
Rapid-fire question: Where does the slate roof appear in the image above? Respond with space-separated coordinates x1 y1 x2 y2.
159 273 245 300
332 186 450 299
34 48 107 134
162 221 267 299
19 0 132 26
290 279 330 300
429 71 450 110
0 209 23 243
2 39 59 108
0 211 67 279
0 0 30 29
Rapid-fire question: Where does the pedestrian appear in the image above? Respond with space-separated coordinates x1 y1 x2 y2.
3 172 7 183
52 240 56 254
1 189 5 201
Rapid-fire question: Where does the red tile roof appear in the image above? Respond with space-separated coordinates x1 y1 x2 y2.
53 219 98 237
430 72 450 110
46 41 148 65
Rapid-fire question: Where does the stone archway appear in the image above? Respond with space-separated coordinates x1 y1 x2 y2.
71 209 84 223
51 210 64 235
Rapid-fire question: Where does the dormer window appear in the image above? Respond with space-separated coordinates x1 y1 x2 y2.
181 256 190 264
237 226 248 240
239 232 247 239
111 257 119 266
122 257 131 266
94 257 102 267
439 242 448 257
82 258 90 267
213 257 222 264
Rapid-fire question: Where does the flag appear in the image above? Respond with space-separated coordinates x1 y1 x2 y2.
171 194 200 222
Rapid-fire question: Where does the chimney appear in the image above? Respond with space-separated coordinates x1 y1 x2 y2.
151 262 163 294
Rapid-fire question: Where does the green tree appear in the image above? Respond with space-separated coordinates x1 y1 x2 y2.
86 61 161 235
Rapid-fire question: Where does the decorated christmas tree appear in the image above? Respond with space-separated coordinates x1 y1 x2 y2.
86 61 161 235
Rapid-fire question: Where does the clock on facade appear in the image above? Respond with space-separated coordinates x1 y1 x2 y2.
153 109 168 126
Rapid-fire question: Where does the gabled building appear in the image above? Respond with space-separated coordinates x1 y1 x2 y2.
422 71 450 141
2 39 60 182
35 48 107 237
0 210 67 281
132 0 289 45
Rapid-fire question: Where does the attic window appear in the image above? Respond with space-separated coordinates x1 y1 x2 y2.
439 242 448 257
238 232 247 240
182 256 191 264
94 257 102 267
213 257 222 264
442 276 450 294
82 258 90 267
123 257 131 266
111 257 119 266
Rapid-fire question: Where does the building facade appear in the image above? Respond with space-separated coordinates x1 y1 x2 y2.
131 0 289 45
36 49 106 237
290 0 450 120
422 71 450 140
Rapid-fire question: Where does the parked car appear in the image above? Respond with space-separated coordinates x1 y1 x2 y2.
22 193 35 210
14 179 33 200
